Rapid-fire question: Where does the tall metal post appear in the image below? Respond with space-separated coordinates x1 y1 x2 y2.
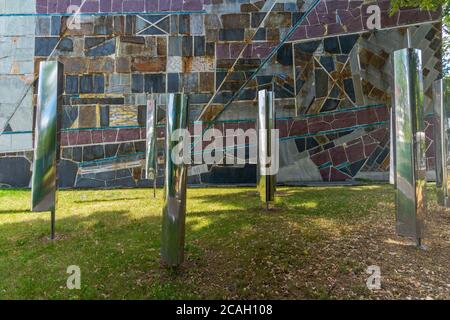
146 99 158 198
393 48 426 246
433 79 450 207
390 107 396 186
31 61 63 240
257 89 276 207
161 94 188 267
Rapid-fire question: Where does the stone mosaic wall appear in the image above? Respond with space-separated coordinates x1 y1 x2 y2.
0 0 442 187
0 0 35 153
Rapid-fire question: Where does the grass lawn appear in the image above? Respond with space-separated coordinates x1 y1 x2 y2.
0 185 448 300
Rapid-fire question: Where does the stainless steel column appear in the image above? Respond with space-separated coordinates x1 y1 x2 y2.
433 79 450 207
146 99 158 197
257 89 276 205
31 61 63 239
393 48 426 245
390 107 396 185
161 93 188 267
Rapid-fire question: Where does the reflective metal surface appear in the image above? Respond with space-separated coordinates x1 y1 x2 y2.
31 61 63 213
257 90 276 204
393 48 426 243
145 99 157 180
161 93 188 267
433 79 450 207
390 107 396 185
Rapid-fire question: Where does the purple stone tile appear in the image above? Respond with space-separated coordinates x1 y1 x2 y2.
252 43 274 59
306 24 325 38
80 0 99 13
36 0 48 13
48 0 58 13
170 0 183 11
158 0 171 11
380 11 399 28
349 0 364 10
377 0 393 11
99 0 112 12
306 10 319 25
216 44 230 59
289 25 306 41
145 0 158 12
183 0 203 11
345 19 363 33
112 0 123 12
326 0 348 13
123 0 145 13
317 12 337 25
327 23 345 35
229 43 246 59
57 0 71 13
315 1 327 13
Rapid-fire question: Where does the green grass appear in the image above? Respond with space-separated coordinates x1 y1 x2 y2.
0 185 447 299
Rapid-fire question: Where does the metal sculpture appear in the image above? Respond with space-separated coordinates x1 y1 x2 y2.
161 93 188 267
257 89 276 207
433 79 450 207
31 61 63 239
146 99 158 197
393 48 426 246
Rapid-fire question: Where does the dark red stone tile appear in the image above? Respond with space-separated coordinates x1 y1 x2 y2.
345 141 365 163
356 108 379 125
330 167 350 181
311 150 331 166
102 129 118 143
60 132 69 146
289 119 308 136
92 130 103 143
308 121 332 134
364 143 378 157
320 167 330 181
329 145 347 166
77 131 92 145
117 128 140 142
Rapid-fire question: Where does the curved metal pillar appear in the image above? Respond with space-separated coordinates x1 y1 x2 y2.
161 93 188 267
31 61 64 239
257 90 276 205
393 48 426 245
146 99 158 197
433 79 450 207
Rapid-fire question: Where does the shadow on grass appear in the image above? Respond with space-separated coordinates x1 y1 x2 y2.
188 185 394 220
73 197 147 204
0 185 402 299
0 209 30 215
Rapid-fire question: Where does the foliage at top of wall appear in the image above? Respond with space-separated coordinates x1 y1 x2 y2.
391 0 449 77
